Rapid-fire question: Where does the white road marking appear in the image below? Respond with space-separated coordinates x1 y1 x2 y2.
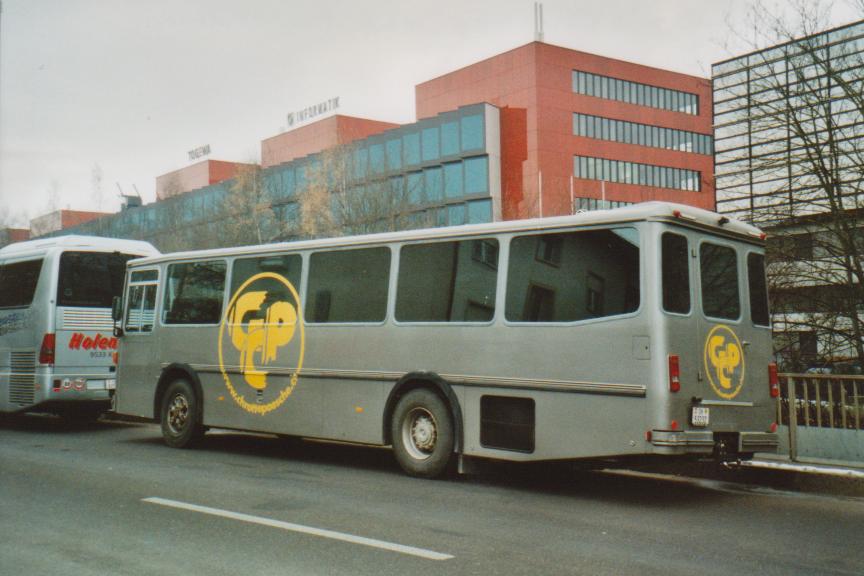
142 497 453 561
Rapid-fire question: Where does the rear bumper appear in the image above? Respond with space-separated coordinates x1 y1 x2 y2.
651 430 778 456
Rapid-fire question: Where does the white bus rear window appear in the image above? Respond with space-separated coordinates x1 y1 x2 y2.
0 259 43 308
58 252 135 308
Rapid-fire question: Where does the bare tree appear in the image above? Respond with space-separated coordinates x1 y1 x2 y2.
220 163 280 247
297 144 430 239
723 2 864 367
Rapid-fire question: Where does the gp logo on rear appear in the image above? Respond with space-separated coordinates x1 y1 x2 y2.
704 325 745 400
217 272 305 415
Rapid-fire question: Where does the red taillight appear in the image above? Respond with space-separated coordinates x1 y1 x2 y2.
768 363 780 398
668 354 681 393
39 333 56 365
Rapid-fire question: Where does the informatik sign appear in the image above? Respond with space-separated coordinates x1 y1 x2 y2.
286 97 340 129
188 144 211 162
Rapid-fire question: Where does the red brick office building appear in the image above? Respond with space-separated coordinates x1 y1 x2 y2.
417 42 714 220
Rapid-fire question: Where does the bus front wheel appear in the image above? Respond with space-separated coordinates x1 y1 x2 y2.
391 388 454 478
160 379 203 449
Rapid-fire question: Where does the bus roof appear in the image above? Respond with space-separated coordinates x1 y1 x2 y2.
129 201 765 266
0 235 159 259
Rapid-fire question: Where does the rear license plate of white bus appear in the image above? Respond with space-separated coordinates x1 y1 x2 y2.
86 380 106 390
691 407 710 427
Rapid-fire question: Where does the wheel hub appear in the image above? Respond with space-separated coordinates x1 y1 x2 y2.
402 407 437 460
167 394 189 433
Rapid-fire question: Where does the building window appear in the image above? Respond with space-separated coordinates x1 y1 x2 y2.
574 156 701 192
461 114 484 151
573 70 700 115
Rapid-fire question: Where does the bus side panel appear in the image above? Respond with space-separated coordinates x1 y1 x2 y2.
0 256 52 413
151 324 327 439
0 308 41 412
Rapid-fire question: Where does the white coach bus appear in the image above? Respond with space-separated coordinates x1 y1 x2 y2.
113 203 778 477
0 235 158 420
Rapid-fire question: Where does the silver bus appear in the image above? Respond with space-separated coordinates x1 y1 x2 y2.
113 203 778 477
0 235 158 420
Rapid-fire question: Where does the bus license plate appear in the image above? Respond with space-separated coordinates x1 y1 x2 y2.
691 406 710 427
86 380 105 390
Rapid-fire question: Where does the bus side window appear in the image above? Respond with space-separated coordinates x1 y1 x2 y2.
126 270 159 333
306 248 390 323
163 261 226 325
231 255 302 297
396 239 498 322
661 232 690 314
0 259 43 309
505 228 640 322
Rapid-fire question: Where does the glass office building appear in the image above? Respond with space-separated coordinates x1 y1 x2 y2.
66 103 501 250
713 20 864 224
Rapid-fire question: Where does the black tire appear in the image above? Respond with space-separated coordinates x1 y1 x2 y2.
391 388 454 478
160 379 203 448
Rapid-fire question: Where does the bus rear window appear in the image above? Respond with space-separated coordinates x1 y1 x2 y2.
661 233 690 314
0 259 43 308
700 243 740 320
748 253 770 326
58 252 136 308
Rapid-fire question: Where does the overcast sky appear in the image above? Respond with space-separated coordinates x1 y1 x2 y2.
0 0 860 226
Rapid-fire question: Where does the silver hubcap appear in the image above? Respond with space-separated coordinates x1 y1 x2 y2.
167 393 189 434
402 407 437 460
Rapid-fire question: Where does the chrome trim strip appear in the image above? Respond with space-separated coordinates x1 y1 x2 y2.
181 364 646 398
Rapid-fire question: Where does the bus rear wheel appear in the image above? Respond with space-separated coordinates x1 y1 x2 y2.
391 388 454 478
160 379 203 448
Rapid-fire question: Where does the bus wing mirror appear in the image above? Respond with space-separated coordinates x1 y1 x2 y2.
112 296 123 322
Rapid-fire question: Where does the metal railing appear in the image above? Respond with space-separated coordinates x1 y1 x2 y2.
777 373 864 461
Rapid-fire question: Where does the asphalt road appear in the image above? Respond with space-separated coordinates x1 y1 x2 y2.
1 414 862 576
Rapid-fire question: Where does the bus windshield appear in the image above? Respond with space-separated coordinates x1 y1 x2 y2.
57 251 137 308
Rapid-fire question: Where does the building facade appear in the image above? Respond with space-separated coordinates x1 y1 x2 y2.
417 42 715 218
42 41 714 251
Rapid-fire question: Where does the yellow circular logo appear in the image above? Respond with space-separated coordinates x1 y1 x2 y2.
218 272 305 415
704 324 745 400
